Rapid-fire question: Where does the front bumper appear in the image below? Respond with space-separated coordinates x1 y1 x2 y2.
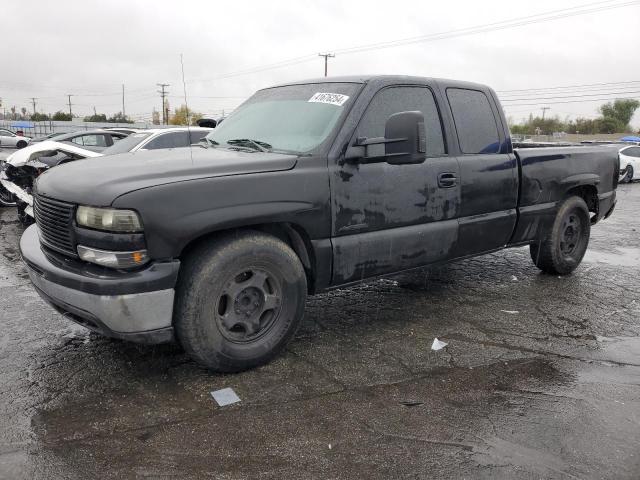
20 224 180 344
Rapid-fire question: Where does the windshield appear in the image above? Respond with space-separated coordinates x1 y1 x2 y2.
205 82 360 154
101 132 151 155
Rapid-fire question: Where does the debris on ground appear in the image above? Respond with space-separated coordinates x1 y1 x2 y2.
511 275 518 281
210 387 241 406
399 401 424 407
431 338 448 351
500 310 520 314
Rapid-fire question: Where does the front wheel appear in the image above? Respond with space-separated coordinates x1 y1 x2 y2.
16 140 27 149
174 231 307 372
530 196 590 275
624 165 634 183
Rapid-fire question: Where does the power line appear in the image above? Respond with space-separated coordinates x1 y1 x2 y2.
503 95 640 107
189 0 640 83
497 79 640 94
500 89 640 101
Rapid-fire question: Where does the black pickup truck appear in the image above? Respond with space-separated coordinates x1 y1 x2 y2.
20 75 618 372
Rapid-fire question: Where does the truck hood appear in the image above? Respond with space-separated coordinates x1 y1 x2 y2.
7 140 101 167
35 146 299 206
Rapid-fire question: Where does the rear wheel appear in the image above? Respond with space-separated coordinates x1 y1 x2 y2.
530 196 590 275
174 231 307 372
624 165 634 183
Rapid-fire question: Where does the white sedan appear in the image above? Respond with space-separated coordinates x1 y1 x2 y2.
0 129 31 149
619 145 640 183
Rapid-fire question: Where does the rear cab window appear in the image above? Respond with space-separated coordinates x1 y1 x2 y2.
446 88 500 154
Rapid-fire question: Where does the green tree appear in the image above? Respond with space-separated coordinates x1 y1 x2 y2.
599 99 639 131
107 112 133 124
169 104 203 126
84 113 107 122
52 111 72 121
30 112 50 121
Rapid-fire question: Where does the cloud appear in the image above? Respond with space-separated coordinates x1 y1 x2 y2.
2 0 639 126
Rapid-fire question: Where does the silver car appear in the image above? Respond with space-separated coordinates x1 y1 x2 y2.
0 129 31 149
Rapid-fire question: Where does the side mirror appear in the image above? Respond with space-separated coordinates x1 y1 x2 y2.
384 111 426 165
344 110 426 165
197 118 218 128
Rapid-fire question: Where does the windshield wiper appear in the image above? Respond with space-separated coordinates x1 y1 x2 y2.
225 138 272 152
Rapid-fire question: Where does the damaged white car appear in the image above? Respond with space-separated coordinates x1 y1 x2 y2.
0 141 101 222
0 127 213 223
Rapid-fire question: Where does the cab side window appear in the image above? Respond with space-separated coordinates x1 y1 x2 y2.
446 88 500 154
356 86 446 158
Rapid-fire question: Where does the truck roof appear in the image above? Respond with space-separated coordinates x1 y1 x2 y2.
268 75 492 92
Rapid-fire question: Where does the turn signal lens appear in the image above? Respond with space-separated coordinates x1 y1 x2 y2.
77 245 148 269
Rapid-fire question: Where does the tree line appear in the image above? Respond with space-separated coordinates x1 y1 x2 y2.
1 104 203 126
509 99 640 135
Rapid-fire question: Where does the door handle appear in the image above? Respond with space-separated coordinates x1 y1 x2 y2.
437 172 458 188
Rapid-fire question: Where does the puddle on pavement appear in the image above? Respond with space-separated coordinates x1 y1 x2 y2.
583 247 640 267
591 335 640 366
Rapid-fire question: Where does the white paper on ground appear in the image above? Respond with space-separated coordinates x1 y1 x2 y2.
500 310 520 314
431 338 448 351
211 387 241 406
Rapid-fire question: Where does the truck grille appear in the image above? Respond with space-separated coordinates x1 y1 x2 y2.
34 195 77 257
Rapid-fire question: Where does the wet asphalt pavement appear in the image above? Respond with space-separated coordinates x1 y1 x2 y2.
0 167 639 478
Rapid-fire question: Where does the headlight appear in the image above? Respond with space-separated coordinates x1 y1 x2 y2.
77 245 148 269
76 206 143 232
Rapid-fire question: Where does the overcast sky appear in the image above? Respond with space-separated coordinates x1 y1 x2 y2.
2 0 640 126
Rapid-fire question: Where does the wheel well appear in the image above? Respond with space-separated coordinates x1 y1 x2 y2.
566 184 598 221
179 223 317 293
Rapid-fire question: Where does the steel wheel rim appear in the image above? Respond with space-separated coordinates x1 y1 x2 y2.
215 267 283 343
559 213 582 257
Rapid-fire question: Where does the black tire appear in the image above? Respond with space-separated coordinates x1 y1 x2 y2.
624 165 634 183
174 231 307 372
16 140 27 149
530 196 590 275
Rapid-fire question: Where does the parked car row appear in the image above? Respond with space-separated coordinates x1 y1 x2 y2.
0 126 212 222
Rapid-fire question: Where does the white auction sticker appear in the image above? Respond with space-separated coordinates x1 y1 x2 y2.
308 92 350 106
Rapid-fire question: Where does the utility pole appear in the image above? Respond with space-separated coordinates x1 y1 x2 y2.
318 53 335 77
541 107 550 120
30 97 37 115
122 84 126 118
66 94 73 117
157 83 170 125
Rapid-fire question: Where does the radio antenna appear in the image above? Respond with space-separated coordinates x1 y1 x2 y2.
180 53 194 165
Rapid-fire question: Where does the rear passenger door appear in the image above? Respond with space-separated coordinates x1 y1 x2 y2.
445 88 518 256
330 85 461 284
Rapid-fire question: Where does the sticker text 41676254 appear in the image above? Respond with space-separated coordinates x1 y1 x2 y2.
308 92 350 107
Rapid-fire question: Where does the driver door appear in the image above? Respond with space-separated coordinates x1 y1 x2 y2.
330 85 461 284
